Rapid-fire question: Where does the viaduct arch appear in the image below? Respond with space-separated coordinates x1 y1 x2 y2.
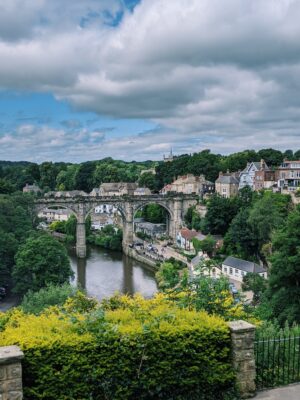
35 194 198 258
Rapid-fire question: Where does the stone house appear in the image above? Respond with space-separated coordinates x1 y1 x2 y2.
277 160 300 192
23 183 41 194
160 174 214 196
134 187 152 196
215 172 239 198
222 256 268 283
98 182 138 196
38 208 72 222
254 170 276 191
135 222 166 238
239 159 269 190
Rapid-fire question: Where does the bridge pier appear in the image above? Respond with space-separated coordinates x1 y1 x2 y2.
122 202 134 255
76 221 86 258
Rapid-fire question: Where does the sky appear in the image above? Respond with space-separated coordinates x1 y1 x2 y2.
0 0 300 163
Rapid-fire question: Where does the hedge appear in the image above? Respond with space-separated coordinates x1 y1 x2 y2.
0 293 237 400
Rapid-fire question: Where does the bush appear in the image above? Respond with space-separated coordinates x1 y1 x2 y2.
0 293 236 400
20 283 78 315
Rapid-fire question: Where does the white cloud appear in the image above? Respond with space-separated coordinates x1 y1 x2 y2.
1 0 300 160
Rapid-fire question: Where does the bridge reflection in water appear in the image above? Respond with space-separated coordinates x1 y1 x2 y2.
68 246 157 300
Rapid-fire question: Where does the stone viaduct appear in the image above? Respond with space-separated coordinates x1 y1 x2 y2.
35 194 198 258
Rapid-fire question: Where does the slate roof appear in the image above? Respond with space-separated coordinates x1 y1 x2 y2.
223 256 267 274
215 174 239 184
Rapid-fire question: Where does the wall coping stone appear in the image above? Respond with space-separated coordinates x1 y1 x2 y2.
228 320 256 333
0 346 24 365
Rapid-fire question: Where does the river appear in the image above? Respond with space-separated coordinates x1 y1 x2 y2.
68 246 158 300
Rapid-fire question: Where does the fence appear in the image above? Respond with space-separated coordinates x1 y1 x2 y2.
255 335 300 389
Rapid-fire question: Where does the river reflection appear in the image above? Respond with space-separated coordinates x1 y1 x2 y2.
68 246 157 300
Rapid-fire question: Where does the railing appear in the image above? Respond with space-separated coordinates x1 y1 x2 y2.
255 335 300 389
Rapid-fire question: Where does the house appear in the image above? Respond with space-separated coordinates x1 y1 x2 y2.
254 170 276 191
215 172 239 198
134 187 152 196
91 214 114 230
177 228 198 250
160 174 214 196
98 182 138 196
222 256 268 282
239 159 269 190
23 183 41 194
38 208 72 222
276 160 300 192
191 252 222 278
135 222 166 238
94 204 118 214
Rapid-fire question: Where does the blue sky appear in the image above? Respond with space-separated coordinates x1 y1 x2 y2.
0 0 300 162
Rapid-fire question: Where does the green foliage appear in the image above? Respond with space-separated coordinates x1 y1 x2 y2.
20 283 78 315
184 206 202 230
138 172 157 192
140 203 167 223
0 294 235 400
0 193 35 287
156 259 187 290
192 235 216 257
242 273 267 305
267 205 300 325
203 194 239 235
12 233 74 296
88 225 123 251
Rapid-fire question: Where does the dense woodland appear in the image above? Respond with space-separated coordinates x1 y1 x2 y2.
1 148 300 194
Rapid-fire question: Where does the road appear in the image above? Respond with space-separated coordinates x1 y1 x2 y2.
0 295 19 312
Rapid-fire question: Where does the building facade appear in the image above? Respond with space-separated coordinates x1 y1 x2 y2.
215 172 239 198
239 160 269 190
254 170 276 191
23 183 41 194
277 160 300 192
160 174 214 196
222 256 268 283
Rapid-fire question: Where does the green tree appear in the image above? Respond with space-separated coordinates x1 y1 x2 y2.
224 208 258 259
138 172 157 192
141 204 167 223
192 235 216 257
12 234 74 296
242 272 267 305
267 206 300 325
203 194 239 235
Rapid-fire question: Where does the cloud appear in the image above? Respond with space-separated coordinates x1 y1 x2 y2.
0 0 300 160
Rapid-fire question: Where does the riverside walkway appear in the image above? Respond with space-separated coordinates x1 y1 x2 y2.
255 383 300 399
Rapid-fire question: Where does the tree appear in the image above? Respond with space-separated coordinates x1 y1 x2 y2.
267 206 300 325
248 192 291 255
138 172 157 192
242 273 267 305
224 208 258 259
203 194 239 235
12 233 74 296
192 235 216 257
141 204 167 223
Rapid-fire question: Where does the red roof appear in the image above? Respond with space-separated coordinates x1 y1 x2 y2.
180 228 198 240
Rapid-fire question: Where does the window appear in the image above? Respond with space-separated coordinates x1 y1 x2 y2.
235 269 239 276
229 267 233 275
223 267 227 273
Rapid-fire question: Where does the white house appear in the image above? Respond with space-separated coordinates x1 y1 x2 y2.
239 160 269 190
222 256 268 283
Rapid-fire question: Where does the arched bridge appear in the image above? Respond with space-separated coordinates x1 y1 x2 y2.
35 194 198 258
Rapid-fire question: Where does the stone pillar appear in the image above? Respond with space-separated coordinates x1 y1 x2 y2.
0 346 24 400
76 204 86 258
228 320 256 399
170 198 183 242
122 203 134 254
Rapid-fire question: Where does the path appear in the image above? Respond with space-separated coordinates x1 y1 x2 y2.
255 383 300 399
0 295 19 312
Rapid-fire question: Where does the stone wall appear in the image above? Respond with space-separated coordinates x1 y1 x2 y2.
0 346 24 400
229 320 256 398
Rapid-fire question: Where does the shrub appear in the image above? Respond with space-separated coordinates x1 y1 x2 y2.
0 293 236 400
20 283 78 315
